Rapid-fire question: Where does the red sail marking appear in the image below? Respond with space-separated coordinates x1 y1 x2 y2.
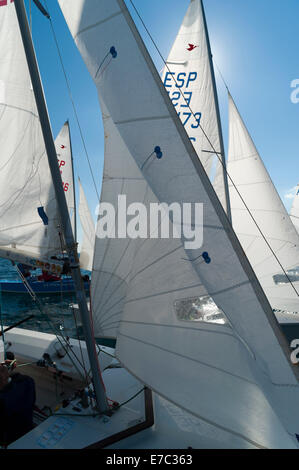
187 44 197 52
0 0 14 6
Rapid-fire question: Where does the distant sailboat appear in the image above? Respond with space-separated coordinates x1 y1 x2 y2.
227 92 299 314
290 184 299 234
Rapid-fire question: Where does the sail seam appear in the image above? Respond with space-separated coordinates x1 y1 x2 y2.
119 319 233 336
118 332 256 385
0 103 39 119
74 11 122 39
115 115 170 125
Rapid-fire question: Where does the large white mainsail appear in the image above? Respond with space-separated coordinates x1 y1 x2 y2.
0 1 61 268
78 178 95 271
290 184 299 234
162 0 230 215
227 92 299 313
59 0 299 446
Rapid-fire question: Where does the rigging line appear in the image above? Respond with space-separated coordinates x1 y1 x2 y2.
71 303 90 383
14 266 89 381
128 0 299 300
43 0 101 202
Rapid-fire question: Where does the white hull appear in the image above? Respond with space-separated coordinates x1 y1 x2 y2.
2 327 297 449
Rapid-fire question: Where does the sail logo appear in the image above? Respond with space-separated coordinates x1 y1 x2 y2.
96 195 204 250
291 79 299 104
290 339 299 364
187 44 198 52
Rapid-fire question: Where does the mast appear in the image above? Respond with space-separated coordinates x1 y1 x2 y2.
67 120 78 243
200 0 232 223
14 0 108 414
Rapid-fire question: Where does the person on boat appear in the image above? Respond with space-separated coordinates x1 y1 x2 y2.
38 270 61 282
17 263 32 278
0 364 36 446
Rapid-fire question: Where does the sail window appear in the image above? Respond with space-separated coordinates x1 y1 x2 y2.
273 267 299 285
174 295 227 324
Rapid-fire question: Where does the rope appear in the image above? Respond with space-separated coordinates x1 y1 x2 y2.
14 266 90 383
128 0 299 300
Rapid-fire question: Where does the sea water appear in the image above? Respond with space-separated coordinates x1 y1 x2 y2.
0 258 84 339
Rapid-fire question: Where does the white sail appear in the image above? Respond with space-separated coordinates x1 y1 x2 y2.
162 0 229 214
290 184 299 234
59 0 299 445
55 121 76 239
0 1 61 264
78 178 95 271
227 92 299 313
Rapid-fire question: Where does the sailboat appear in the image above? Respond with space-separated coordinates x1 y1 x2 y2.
1 0 299 450
226 92 299 317
0 118 91 294
290 184 299 235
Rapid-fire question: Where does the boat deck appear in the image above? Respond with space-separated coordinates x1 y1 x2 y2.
15 355 88 418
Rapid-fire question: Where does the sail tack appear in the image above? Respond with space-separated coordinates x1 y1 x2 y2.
59 0 299 446
0 1 61 262
227 92 299 313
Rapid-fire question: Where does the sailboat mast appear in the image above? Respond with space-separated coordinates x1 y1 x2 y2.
200 0 232 223
67 120 78 243
14 0 108 414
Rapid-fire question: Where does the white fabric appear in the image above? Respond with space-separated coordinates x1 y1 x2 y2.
90 98 211 339
55 121 76 237
0 2 60 260
162 0 228 212
227 92 299 313
78 179 95 271
290 184 299 234
59 0 299 445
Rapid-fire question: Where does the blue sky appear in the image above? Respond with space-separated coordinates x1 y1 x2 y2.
29 0 299 243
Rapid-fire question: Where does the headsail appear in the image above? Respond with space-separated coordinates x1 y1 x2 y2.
290 184 299 234
0 1 61 265
55 121 76 240
162 0 230 216
59 0 299 445
78 178 95 271
227 92 299 313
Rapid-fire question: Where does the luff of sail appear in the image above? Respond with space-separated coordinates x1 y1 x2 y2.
290 184 299 234
0 2 61 264
227 92 299 313
78 178 95 271
162 0 230 216
59 0 299 446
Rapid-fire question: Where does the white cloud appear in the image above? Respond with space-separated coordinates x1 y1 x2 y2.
284 186 298 200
